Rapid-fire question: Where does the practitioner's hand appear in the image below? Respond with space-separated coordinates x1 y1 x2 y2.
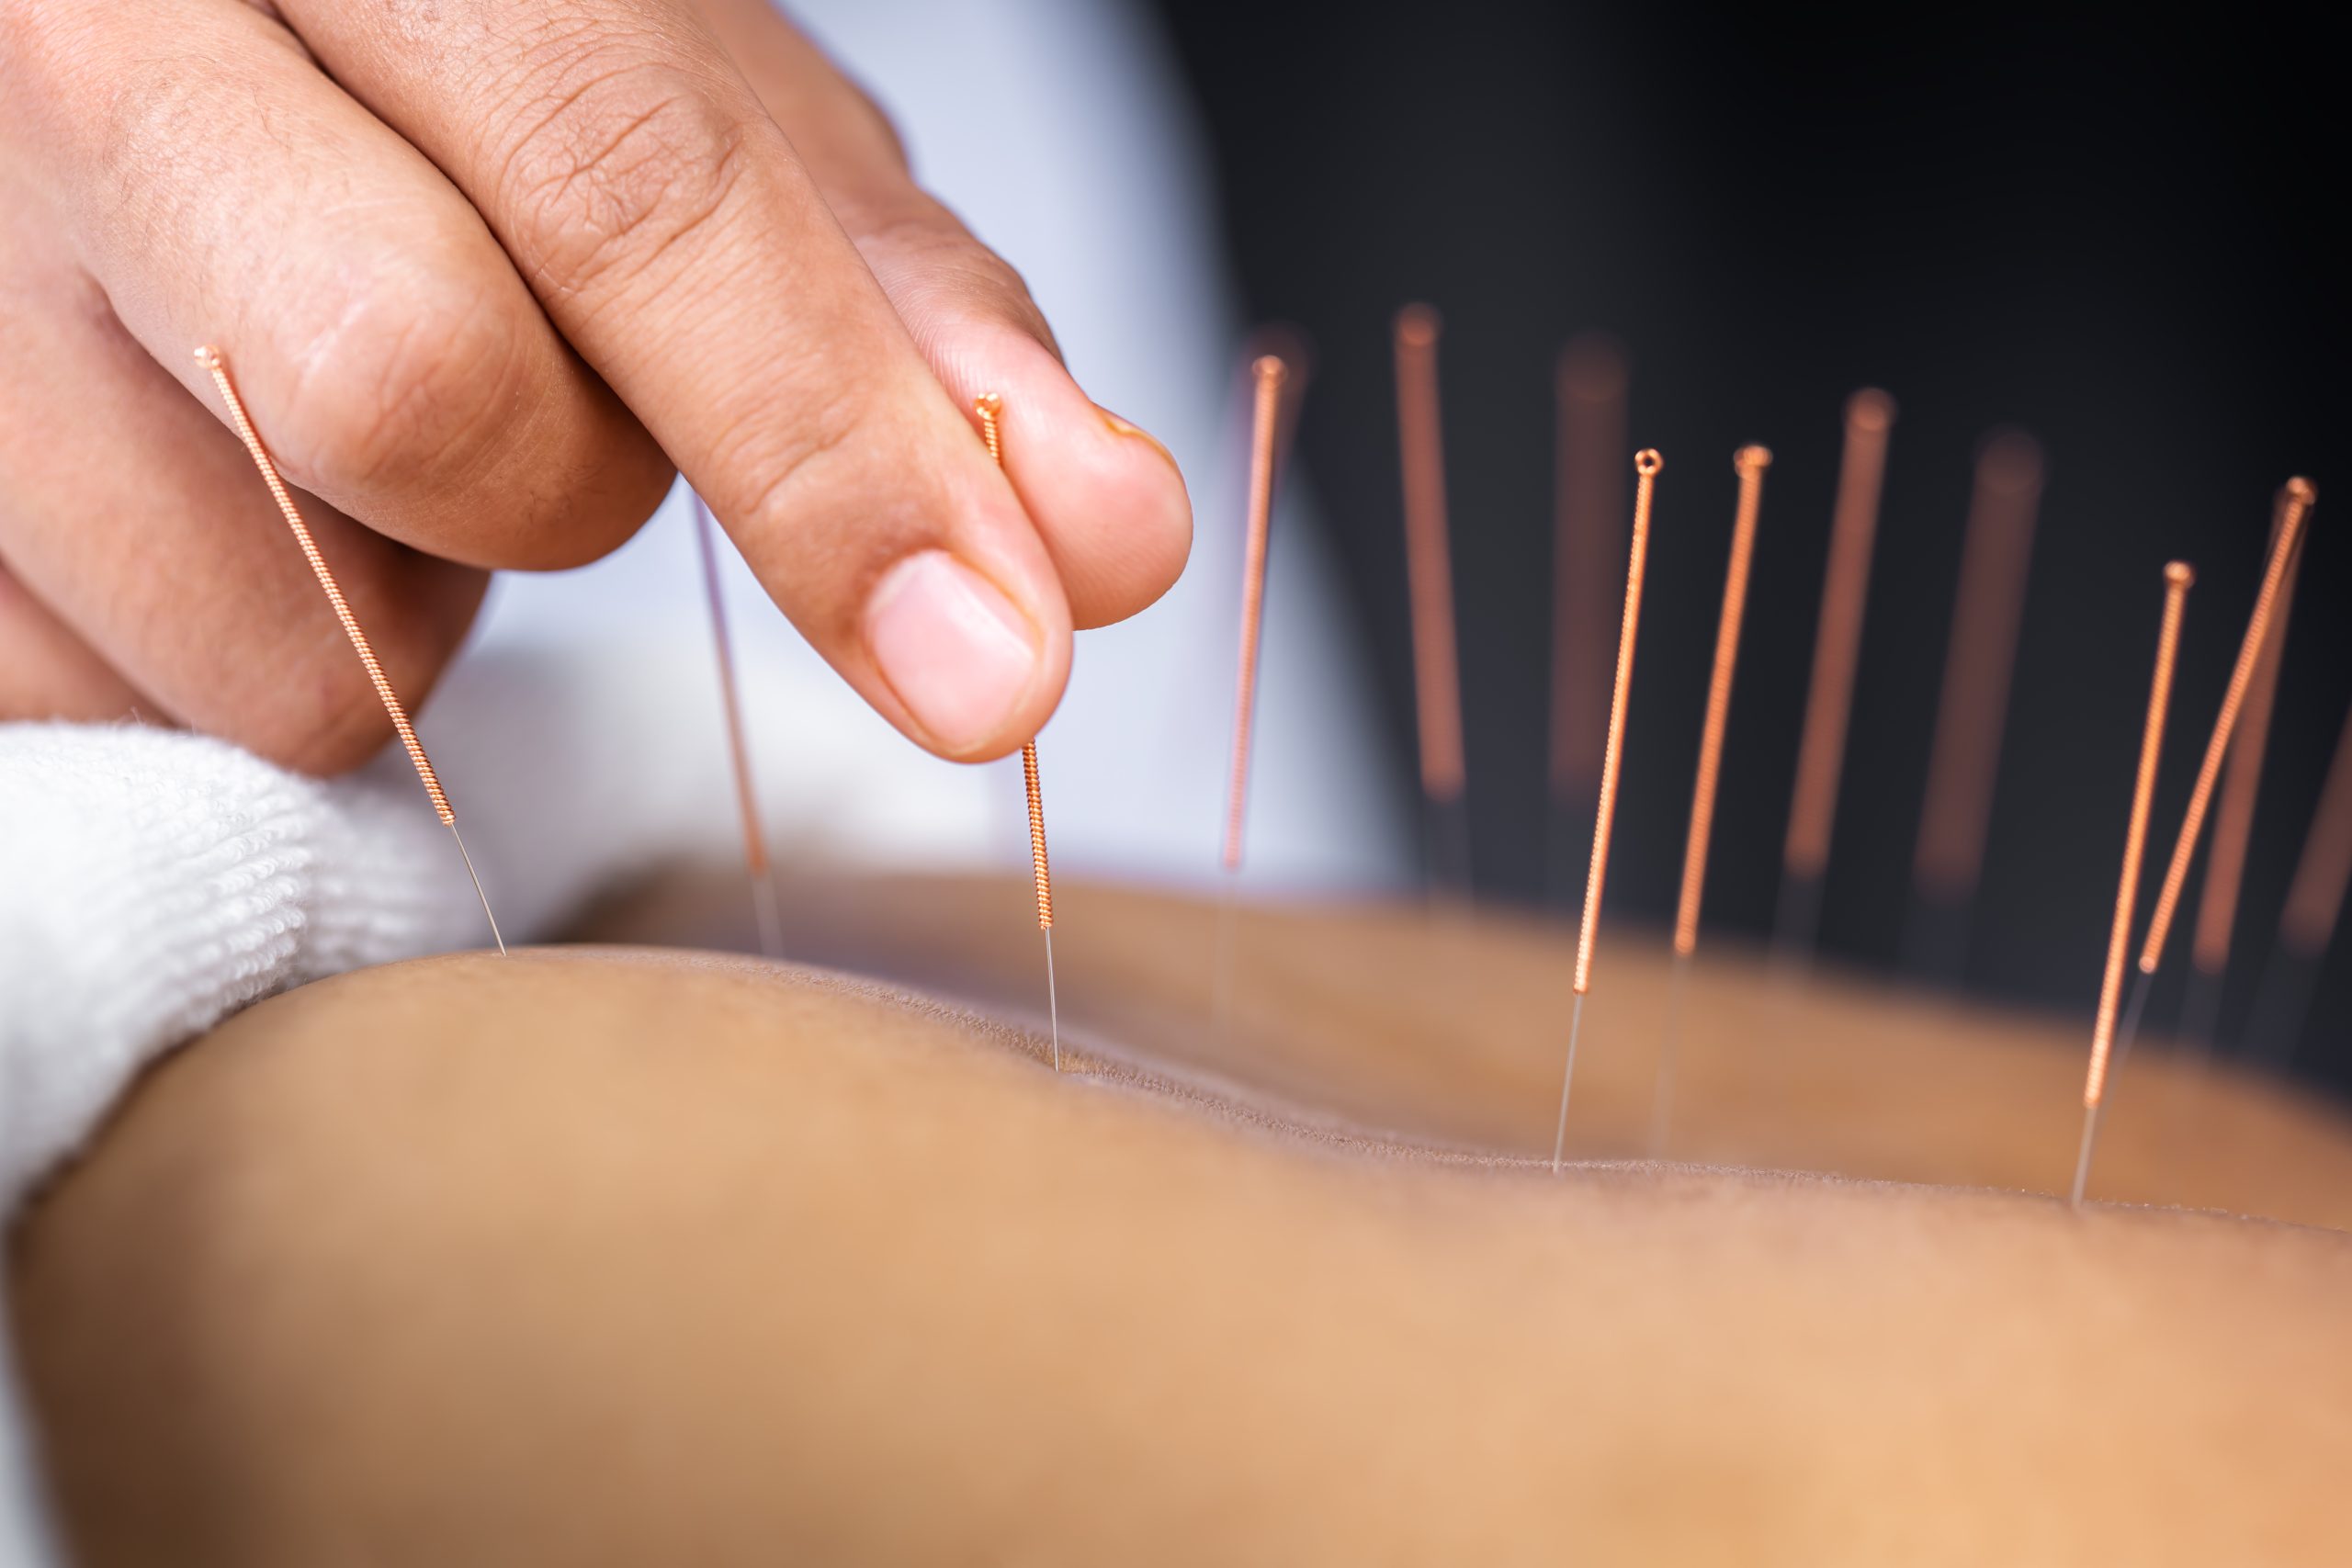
0 0 1191 769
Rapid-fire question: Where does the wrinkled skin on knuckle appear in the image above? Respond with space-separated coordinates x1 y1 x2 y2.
717 386 919 632
274 265 532 507
486 42 750 303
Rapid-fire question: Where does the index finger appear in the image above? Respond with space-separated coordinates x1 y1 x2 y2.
276 0 1071 760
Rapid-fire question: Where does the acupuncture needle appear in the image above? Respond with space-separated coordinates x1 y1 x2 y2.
2180 486 2305 1047
972 392 1061 1070
688 488 785 960
1905 429 2044 982
1393 305 1472 898
1215 353 1291 1032
1775 389 1896 965
1553 448 1661 1173
194 344 506 956
2073 561 2194 1208
2107 478 2314 1076
1654 445 1769 1154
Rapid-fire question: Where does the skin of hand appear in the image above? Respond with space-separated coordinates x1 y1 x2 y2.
0 0 1192 771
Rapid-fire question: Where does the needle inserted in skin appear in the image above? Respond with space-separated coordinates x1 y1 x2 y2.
2104 479 2316 1077
2182 488 2305 1044
1555 448 1661 1173
690 489 784 960
193 344 506 956
1393 305 1471 897
1776 389 1896 964
2074 562 2194 1208
1906 430 2043 980
1215 354 1290 1029
1655 445 1769 1152
974 392 1060 1070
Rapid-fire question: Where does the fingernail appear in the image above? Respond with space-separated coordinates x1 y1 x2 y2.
865 550 1039 753
1099 406 1181 474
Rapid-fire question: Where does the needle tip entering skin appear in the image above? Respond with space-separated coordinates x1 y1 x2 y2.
448 822 506 958
1045 926 1060 1073
1557 449 1660 1169
1553 990 1586 1175
2070 1100 2099 1209
198 342 507 957
974 393 1059 1070
2077 563 2194 1201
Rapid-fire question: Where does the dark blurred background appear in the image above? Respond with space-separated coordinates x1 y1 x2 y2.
1148 0 2349 1091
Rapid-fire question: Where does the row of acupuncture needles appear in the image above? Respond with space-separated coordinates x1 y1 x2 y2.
191 313 2340 1201
1347 308 2334 1196
662 313 2338 1205
666 309 2339 1210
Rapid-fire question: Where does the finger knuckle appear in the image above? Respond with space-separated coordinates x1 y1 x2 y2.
277 270 528 503
719 384 897 602
490 45 748 299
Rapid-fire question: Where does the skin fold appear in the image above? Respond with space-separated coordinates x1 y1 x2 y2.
13 882 2352 1565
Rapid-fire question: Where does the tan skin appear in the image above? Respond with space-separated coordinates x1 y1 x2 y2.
0 0 1191 770
14 883 2352 1563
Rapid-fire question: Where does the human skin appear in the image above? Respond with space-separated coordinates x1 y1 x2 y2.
597 872 2352 1226
0 0 1190 769
13 888 2352 1564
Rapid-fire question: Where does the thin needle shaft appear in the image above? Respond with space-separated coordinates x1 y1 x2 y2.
1216 353 1291 1030
1908 430 2043 976
1044 925 1060 1071
194 344 507 956
1394 305 1470 895
448 822 507 957
2075 562 2194 1207
1554 448 1661 1172
691 490 784 959
1671 446 1772 959
1776 389 1897 962
1553 992 1586 1172
1655 446 1769 1150
975 392 1061 1070
2134 479 2316 980
2186 487 2307 1001
1222 355 1288 874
